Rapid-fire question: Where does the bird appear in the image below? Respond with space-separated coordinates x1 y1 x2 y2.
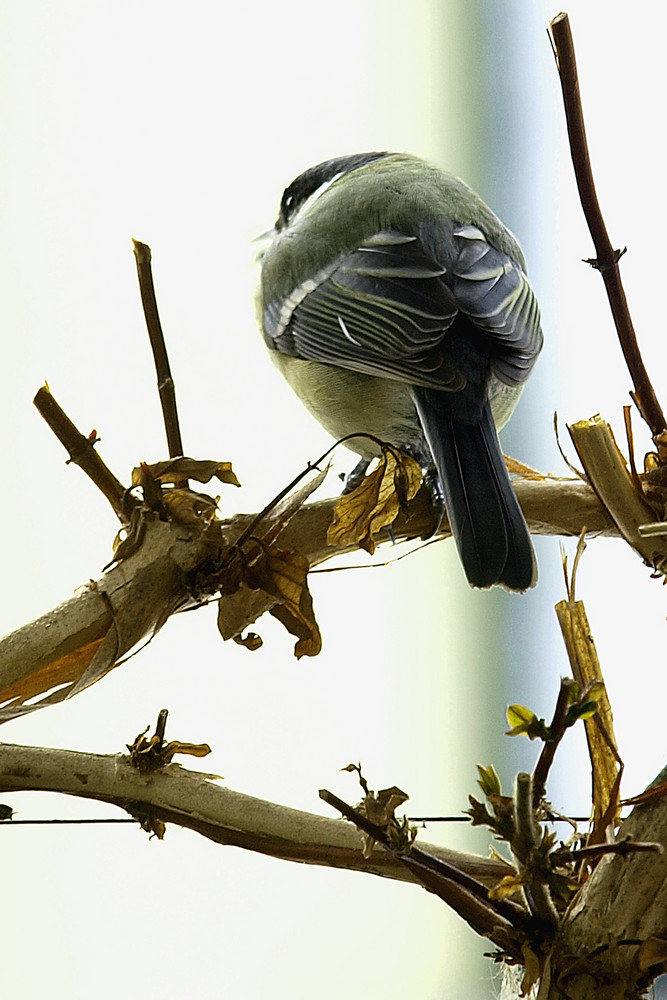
256 152 543 591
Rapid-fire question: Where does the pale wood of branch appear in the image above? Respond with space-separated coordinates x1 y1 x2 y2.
568 417 660 566
0 478 616 707
0 519 209 718
542 770 667 1000
0 742 513 888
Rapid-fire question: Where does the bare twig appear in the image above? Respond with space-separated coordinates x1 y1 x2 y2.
132 240 186 479
154 707 168 744
512 772 559 928
553 836 663 865
549 12 667 439
33 385 128 521
319 788 525 942
531 678 576 808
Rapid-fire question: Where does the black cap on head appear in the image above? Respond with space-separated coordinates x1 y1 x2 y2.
277 151 388 229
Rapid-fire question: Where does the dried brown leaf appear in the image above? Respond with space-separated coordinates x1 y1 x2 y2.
161 740 212 762
327 449 422 555
256 464 329 549
111 507 147 561
132 458 240 488
504 456 547 480
161 489 218 525
638 936 667 972
520 943 542 996
127 724 213 772
134 460 159 495
361 785 410 825
217 545 321 658
488 874 525 901
555 595 621 836
232 630 264 652
355 784 413 858
217 586 275 639
214 466 329 653
263 548 322 658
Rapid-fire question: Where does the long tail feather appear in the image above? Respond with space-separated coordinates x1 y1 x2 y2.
412 388 536 591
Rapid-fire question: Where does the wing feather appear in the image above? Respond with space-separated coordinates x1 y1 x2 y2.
264 226 542 391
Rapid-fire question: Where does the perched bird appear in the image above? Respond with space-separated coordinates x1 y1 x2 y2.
256 152 543 591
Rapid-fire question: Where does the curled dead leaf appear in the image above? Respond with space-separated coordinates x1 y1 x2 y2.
233 630 264 652
127 724 212 772
520 943 542 996
212 464 329 655
161 488 218 525
217 544 321 658
132 458 240 488
250 545 322 658
356 784 414 858
327 448 422 555
488 873 526 902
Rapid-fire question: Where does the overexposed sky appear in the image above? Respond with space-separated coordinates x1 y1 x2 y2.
1 3 665 998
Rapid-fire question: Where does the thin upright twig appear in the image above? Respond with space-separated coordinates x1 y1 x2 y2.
549 13 667 441
132 240 187 483
512 772 559 928
532 677 576 808
33 384 128 520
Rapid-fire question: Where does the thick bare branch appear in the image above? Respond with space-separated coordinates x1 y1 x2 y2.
543 770 667 1000
0 518 205 719
0 742 512 889
0 476 620 721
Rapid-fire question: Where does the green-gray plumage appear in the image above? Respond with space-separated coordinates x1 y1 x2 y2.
257 152 543 590
261 154 526 296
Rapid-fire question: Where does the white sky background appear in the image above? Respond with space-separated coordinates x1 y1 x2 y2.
1 3 665 998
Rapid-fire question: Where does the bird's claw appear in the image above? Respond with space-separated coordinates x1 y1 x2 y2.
340 459 371 494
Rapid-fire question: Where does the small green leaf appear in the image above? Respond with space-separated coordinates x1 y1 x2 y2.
565 700 599 726
506 704 550 740
507 703 536 729
476 763 502 797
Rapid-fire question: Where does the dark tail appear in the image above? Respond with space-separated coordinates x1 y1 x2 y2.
412 388 536 591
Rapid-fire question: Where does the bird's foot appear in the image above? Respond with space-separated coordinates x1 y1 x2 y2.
340 459 371 494
421 467 447 539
